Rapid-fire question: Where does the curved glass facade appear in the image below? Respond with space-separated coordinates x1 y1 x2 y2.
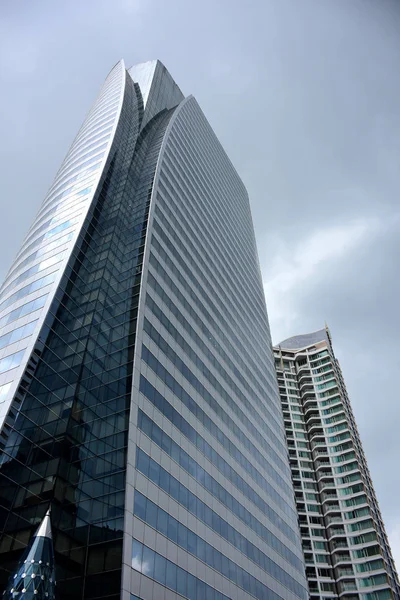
0 60 307 600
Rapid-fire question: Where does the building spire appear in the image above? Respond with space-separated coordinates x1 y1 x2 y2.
2 507 56 599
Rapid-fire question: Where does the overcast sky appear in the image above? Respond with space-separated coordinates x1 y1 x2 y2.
1 0 400 572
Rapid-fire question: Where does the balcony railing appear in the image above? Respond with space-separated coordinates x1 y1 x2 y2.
336 569 354 578
338 581 357 592
333 553 351 564
326 516 343 526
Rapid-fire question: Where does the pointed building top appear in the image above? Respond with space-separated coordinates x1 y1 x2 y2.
2 508 55 599
128 59 185 130
35 509 52 540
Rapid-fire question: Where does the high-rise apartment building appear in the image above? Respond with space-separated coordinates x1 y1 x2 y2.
0 60 308 600
274 328 399 600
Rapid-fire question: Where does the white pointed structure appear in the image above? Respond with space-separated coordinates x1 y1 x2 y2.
2 508 55 599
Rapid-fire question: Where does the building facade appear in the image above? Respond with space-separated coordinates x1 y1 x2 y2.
274 328 399 600
0 60 308 600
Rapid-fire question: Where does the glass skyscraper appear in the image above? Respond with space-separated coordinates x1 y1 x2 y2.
0 60 308 600
274 328 400 600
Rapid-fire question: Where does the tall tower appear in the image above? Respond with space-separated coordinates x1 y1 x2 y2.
0 60 308 600
274 328 399 600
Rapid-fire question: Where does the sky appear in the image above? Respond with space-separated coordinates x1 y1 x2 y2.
1 0 400 572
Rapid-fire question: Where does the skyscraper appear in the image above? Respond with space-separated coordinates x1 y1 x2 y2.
274 328 400 600
0 60 308 600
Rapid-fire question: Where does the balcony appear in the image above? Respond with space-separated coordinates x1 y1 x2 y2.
338 581 357 593
313 449 328 458
336 569 354 578
310 431 325 444
324 503 341 514
326 516 343 526
333 553 351 565
314 460 331 469
327 527 346 538
331 541 349 550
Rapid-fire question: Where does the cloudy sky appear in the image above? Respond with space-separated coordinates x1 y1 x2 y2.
1 0 400 571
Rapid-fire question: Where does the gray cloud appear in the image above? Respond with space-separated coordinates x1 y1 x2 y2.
1 0 400 569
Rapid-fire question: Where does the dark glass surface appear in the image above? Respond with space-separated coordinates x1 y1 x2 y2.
0 75 176 600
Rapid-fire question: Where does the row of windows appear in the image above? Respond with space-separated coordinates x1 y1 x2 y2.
338 472 362 486
0 251 65 299
34 185 92 235
47 144 105 199
326 422 348 435
0 382 12 403
141 344 290 484
135 448 303 572
157 174 264 326
138 409 297 545
139 374 293 509
137 412 300 558
47 142 107 199
16 214 80 272
39 154 100 217
323 411 346 426
60 130 111 175
41 160 101 219
24 198 88 248
133 491 307 600
4 231 74 287
345 506 370 520
74 85 118 142
24 152 104 243
321 403 344 417
348 518 374 533
0 349 24 375
320 395 341 408
74 105 115 148
162 137 258 286
334 460 358 474
361 590 392 600
316 380 337 391
162 137 253 286
0 272 57 313
318 387 339 400
353 545 384 561
0 295 48 331
132 539 230 600
81 93 118 129
42 215 81 242
155 184 268 350
147 252 279 419
151 214 276 388
145 296 285 455
147 262 278 417
330 441 353 456
0 319 38 351
163 120 261 298
342 494 368 508
152 215 275 385
67 107 113 166
146 269 280 427
351 531 377 545
355 559 384 573
328 431 351 444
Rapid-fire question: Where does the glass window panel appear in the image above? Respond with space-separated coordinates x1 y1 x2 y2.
141 545 155 579
131 540 143 572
